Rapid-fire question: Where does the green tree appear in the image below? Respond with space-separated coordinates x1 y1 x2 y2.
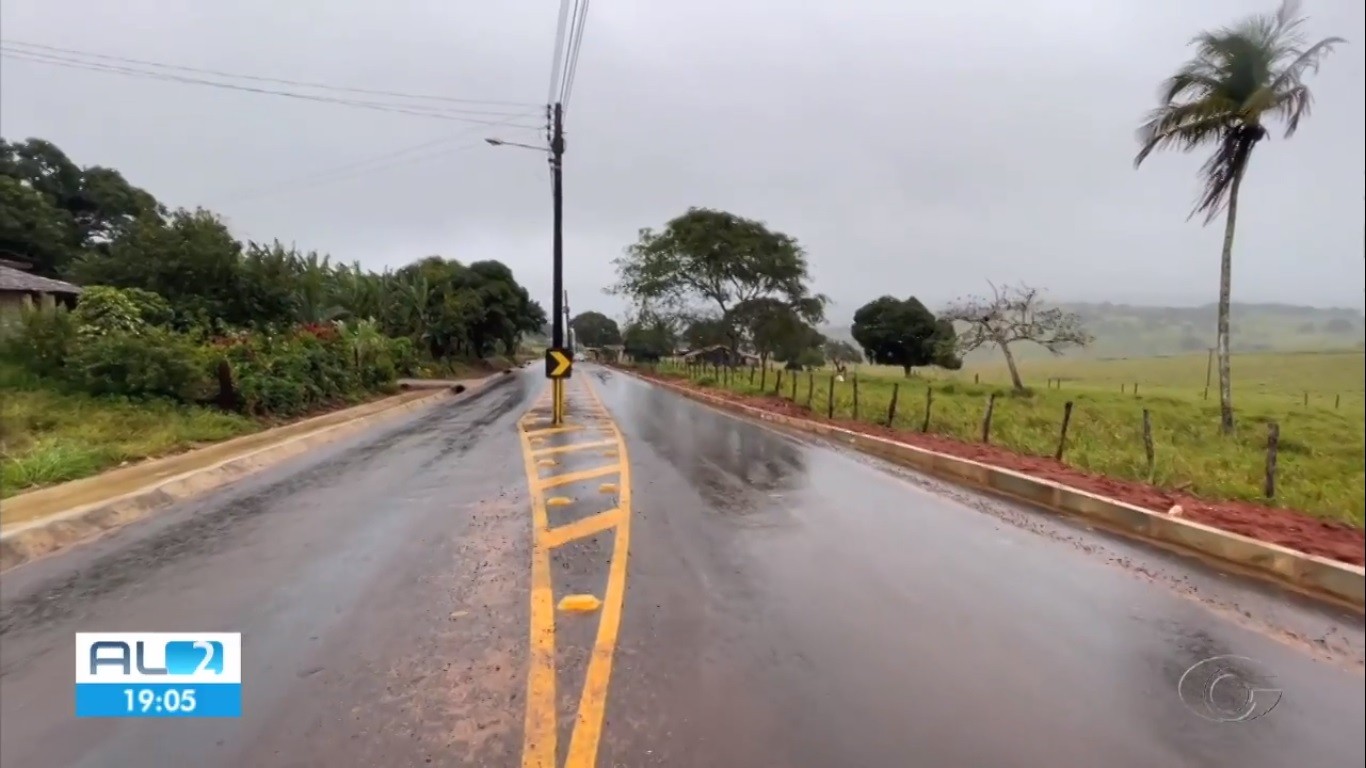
0 176 75 275
850 296 951 376
609 207 826 348
1133 0 1343 434
1 137 160 273
622 309 677 362
682 315 731 350
734 297 823 368
69 208 244 330
570 311 622 348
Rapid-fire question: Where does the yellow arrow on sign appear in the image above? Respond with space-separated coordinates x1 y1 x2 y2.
549 349 572 377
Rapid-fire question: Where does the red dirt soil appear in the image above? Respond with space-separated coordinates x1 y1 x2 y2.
628 368 1365 567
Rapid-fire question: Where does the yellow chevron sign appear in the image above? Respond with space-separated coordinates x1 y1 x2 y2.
545 348 573 379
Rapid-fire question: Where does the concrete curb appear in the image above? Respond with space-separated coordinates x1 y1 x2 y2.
0 374 506 571
621 369 1365 611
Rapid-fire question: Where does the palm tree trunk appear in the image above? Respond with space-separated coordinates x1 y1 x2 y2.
1215 169 1244 435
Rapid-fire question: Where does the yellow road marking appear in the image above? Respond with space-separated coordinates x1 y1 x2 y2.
543 507 623 548
531 438 617 457
538 463 618 489
546 496 574 507
516 376 632 768
558 593 603 613
523 425 586 437
565 380 632 767
517 405 558 768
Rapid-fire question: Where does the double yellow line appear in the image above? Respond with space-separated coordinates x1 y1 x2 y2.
516 377 632 768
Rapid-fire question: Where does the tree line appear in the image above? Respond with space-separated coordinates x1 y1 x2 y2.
1 137 548 420
1 137 546 362
601 207 1090 391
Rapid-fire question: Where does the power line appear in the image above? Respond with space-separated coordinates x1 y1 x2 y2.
557 0 584 106
560 0 592 109
1 39 540 109
546 0 573 105
217 140 491 206
0 48 544 127
212 111 545 205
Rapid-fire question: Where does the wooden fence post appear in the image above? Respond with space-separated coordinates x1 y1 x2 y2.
774 369 784 396
790 370 798 400
887 382 900 426
806 373 815 408
921 387 934 432
749 365 755 385
852 375 860 420
1054 401 1073 460
981 393 997 443
1264 422 1280 499
760 364 767 391
827 375 836 419
1142 409 1155 482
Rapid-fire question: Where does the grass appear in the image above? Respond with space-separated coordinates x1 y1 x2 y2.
0 364 258 498
0 351 517 499
661 350 1365 527
920 349 1366 410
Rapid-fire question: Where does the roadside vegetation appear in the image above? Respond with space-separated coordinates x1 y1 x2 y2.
0 137 546 496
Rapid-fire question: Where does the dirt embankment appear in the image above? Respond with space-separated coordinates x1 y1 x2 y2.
627 367 1365 567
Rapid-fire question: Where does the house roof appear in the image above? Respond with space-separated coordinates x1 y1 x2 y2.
0 264 83 295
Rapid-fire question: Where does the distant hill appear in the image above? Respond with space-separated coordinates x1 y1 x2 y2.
822 302 1366 362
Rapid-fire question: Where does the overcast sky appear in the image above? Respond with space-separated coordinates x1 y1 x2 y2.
2 0 1363 322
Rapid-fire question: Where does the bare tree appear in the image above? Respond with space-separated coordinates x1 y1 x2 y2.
941 283 1092 392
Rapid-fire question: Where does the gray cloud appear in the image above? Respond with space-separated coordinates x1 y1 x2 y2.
2 0 1362 323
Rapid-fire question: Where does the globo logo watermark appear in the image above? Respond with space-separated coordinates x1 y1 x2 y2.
1177 655 1283 723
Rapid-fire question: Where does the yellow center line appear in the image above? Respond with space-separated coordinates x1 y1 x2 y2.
516 376 633 768
564 378 632 767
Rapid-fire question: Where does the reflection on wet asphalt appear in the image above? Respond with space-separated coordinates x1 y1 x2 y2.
0 364 1361 768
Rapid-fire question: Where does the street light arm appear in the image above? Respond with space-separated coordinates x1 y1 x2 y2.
484 137 550 153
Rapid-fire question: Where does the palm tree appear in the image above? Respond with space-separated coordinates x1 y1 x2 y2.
1134 0 1344 434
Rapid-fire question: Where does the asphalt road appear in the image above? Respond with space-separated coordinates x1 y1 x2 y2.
1 365 1362 768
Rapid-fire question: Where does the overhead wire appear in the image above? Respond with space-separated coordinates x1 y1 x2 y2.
546 0 573 105
211 111 547 206
559 0 592 110
0 39 540 109
0 48 544 127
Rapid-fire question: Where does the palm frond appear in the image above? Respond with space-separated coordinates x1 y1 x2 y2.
1135 0 1345 221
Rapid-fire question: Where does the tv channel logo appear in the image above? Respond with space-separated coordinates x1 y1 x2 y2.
75 632 242 718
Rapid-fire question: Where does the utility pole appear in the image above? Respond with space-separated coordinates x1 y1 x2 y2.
563 289 573 355
549 102 567 424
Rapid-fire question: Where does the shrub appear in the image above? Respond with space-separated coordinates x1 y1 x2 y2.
0 307 77 377
388 336 419 377
72 286 147 337
66 328 212 402
120 287 175 327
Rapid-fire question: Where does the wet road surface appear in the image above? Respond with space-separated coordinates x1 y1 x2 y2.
1 365 1363 767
